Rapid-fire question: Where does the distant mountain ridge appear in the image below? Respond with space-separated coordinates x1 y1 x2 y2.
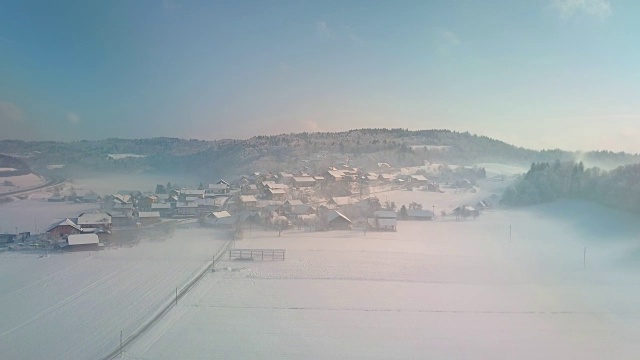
1 129 639 180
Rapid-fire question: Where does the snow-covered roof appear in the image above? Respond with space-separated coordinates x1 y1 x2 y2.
410 175 428 182
138 211 160 218
176 202 198 208
293 176 315 183
285 199 303 206
239 195 257 203
151 203 172 209
327 170 345 178
67 234 99 246
267 188 287 195
212 211 231 219
329 197 352 206
325 210 351 223
46 218 81 232
77 213 112 225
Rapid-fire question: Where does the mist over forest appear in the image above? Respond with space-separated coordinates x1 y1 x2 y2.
2 129 639 181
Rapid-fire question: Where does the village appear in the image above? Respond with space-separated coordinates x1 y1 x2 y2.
0 162 492 252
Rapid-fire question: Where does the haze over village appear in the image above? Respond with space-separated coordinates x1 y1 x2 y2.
3 0 640 359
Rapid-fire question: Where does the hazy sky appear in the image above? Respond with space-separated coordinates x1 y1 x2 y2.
1 0 639 152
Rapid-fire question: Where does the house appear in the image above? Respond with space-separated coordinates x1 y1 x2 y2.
137 195 158 210
239 195 258 209
77 212 112 230
208 183 229 194
476 200 491 211
241 184 258 195
410 175 429 185
378 174 394 182
196 198 219 213
266 188 287 201
112 194 132 205
406 209 433 221
325 170 345 181
46 219 82 238
327 196 353 208
110 211 132 227
368 210 397 231
292 176 316 188
179 189 206 199
287 204 316 218
284 199 303 210
324 210 352 230
427 183 442 192
176 202 199 217
137 211 162 226
204 211 235 228
66 234 101 251
151 203 174 217
313 175 326 183
78 193 101 203
278 172 294 184
216 179 230 186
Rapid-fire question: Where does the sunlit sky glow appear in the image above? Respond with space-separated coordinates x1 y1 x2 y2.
1 0 639 152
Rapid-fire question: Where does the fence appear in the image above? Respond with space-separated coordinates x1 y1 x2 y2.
229 248 285 261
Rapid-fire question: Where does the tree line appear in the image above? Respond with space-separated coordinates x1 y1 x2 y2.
502 160 640 214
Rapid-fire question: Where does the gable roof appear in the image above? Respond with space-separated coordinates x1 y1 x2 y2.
46 218 81 232
239 195 257 203
329 196 352 206
325 210 351 223
77 212 112 225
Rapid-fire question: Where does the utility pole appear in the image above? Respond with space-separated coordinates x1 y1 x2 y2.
432 205 435 219
175 287 178 306
584 247 587 270
509 225 512 243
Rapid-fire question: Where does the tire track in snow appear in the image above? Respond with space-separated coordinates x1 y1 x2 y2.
179 304 633 316
0 261 138 338
101 239 232 360
0 256 93 301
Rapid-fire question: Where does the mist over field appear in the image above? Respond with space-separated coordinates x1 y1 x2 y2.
3 0 640 358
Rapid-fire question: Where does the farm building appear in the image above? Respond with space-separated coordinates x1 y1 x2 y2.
137 212 161 226
46 219 82 238
406 209 433 221
77 212 112 230
324 210 352 230
65 234 101 251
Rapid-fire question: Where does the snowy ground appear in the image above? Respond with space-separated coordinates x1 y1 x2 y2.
124 201 640 360
0 173 46 194
0 228 228 360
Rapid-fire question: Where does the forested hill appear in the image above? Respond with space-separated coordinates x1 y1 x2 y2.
1 129 639 180
0 154 31 176
502 161 640 214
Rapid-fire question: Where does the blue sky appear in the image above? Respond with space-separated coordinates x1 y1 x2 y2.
1 0 639 152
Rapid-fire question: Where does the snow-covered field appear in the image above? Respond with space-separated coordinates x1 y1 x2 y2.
123 201 640 360
0 228 228 360
107 153 147 160
0 173 46 194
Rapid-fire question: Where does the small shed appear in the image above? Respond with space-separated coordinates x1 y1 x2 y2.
66 234 100 251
